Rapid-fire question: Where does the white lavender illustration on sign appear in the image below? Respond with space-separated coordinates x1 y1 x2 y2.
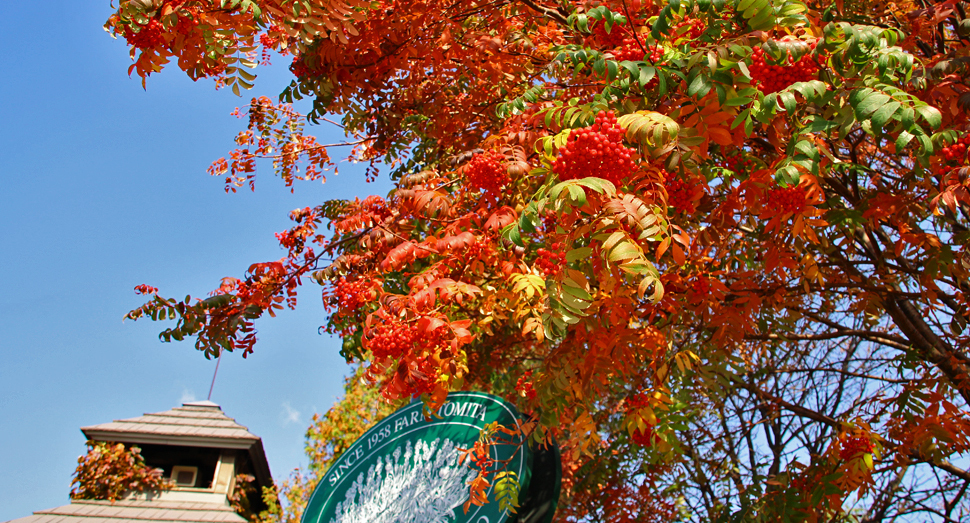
328 438 477 523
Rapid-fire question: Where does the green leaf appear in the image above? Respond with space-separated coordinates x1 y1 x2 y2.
639 66 657 87
566 247 593 262
501 223 524 247
724 96 751 107
916 104 943 128
688 73 713 98
870 101 900 128
896 130 915 150
608 242 641 262
778 91 797 113
855 91 891 119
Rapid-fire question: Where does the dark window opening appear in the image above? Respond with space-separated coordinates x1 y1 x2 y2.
136 444 220 489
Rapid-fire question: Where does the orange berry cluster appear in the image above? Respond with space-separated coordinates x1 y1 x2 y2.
536 243 566 277
626 392 656 447
749 43 820 94
553 111 636 185
466 151 510 193
688 276 711 297
332 279 375 312
515 370 537 400
766 184 808 215
612 39 665 63
662 170 698 214
592 21 629 48
839 435 874 461
123 19 166 49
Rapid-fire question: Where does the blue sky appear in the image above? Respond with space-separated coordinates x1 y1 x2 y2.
0 3 390 519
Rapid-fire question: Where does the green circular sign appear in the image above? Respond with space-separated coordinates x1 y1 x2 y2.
302 392 532 523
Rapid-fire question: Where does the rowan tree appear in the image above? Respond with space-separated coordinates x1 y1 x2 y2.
110 0 970 520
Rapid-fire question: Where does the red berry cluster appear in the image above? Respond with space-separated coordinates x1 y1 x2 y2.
612 39 664 63
936 134 970 178
332 279 376 312
535 243 566 277
720 150 755 174
542 211 559 234
515 370 537 400
672 18 704 40
466 151 510 193
553 111 636 185
662 170 699 214
839 435 874 461
766 184 808 215
174 8 201 35
592 21 629 48
123 19 166 49
626 392 656 447
941 134 970 163
367 320 416 361
749 43 820 94
688 276 711 298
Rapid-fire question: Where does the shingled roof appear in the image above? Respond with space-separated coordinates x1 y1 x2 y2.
80 401 259 448
79 401 271 494
5 499 247 523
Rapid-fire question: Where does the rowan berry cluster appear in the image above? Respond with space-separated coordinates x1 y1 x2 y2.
766 184 808 215
332 279 376 312
749 43 820 94
626 392 656 447
936 134 970 178
612 39 664 63
672 18 704 40
662 170 699 214
466 151 509 193
535 243 566 277
720 150 755 174
940 134 970 164
592 21 629 48
839 435 874 461
515 370 537 400
367 320 416 361
688 276 711 297
553 111 636 185
123 19 166 49
174 8 201 35
542 211 559 234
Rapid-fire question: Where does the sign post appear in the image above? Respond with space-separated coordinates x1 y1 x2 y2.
302 391 559 523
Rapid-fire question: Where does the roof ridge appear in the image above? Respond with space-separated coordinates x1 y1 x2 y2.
121 413 242 422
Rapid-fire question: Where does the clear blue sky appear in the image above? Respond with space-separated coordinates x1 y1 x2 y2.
0 3 390 519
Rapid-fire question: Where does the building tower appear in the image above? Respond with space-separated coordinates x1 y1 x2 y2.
5 400 273 523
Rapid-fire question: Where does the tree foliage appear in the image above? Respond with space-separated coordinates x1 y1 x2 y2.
109 0 970 520
69 441 172 501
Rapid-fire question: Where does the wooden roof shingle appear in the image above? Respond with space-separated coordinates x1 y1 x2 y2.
80 402 258 448
4 500 247 523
